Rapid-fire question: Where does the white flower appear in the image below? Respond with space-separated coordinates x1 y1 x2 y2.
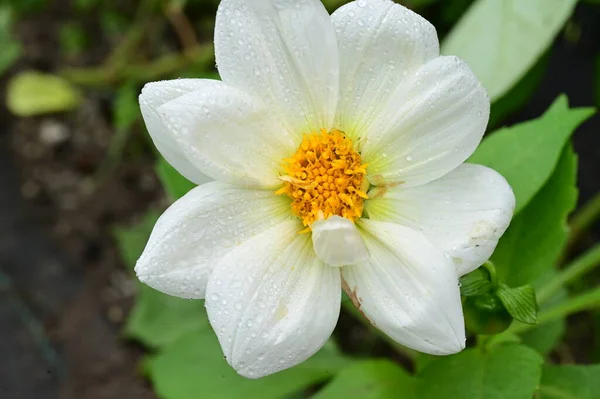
135 0 515 379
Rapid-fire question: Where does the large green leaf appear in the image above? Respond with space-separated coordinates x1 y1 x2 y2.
144 331 351 399
155 157 196 200
442 0 577 100
417 344 543 399
125 285 208 349
538 364 600 398
469 96 592 214
491 145 578 287
313 359 417 399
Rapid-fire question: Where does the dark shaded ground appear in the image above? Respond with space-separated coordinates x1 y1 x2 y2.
0 3 599 399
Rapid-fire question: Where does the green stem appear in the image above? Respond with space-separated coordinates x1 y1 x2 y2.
60 44 214 87
558 192 600 264
510 286 600 335
482 261 499 288
537 244 600 305
341 301 417 360
571 192 600 239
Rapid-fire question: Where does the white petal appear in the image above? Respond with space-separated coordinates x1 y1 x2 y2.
215 0 339 134
158 80 296 188
365 164 515 276
361 56 489 187
135 182 290 299
206 221 341 378
332 0 439 140
343 219 465 355
311 216 369 266
139 79 212 185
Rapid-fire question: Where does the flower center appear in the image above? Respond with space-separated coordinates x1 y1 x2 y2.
276 128 369 229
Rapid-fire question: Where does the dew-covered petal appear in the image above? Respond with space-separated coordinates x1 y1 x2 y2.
365 164 515 276
206 220 341 378
332 0 439 140
139 79 213 185
215 0 339 135
361 56 489 187
311 216 369 266
343 219 465 355
158 80 296 188
135 182 291 299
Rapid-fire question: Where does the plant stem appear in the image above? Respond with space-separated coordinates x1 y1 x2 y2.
510 286 600 334
558 192 600 264
537 244 600 305
482 261 499 288
341 301 417 360
60 44 214 87
571 192 600 242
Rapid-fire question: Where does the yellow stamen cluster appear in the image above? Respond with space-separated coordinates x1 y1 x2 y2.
276 128 369 229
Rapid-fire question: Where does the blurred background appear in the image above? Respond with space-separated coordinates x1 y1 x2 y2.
0 0 599 398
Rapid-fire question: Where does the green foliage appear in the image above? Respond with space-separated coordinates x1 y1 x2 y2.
125 285 209 349
491 146 578 286
463 292 512 335
113 82 141 130
113 211 159 269
0 7 21 76
144 332 351 399
538 364 600 398
496 285 538 325
469 96 593 215
313 359 417 399
155 158 196 200
442 0 577 100
459 268 493 297
59 22 88 58
6 71 82 116
417 345 543 399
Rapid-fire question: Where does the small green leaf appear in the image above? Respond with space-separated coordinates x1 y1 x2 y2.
144 331 351 399
155 157 196 200
417 344 543 399
492 145 578 286
7 71 82 116
469 96 593 215
496 284 538 325
313 359 417 399
460 268 493 297
113 211 159 269
538 364 600 399
442 0 577 101
125 285 208 349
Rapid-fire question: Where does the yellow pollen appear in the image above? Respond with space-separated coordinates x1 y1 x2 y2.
276 128 369 228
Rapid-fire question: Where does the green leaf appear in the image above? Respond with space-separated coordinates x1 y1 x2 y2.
155 157 196 200
538 364 600 399
144 331 351 399
417 344 543 399
313 359 417 399
6 71 82 116
489 53 548 128
125 285 208 349
113 211 159 269
469 96 592 214
442 0 577 101
460 268 493 297
496 284 538 324
492 145 578 287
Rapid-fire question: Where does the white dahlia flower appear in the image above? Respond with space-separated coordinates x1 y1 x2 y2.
135 0 515 379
